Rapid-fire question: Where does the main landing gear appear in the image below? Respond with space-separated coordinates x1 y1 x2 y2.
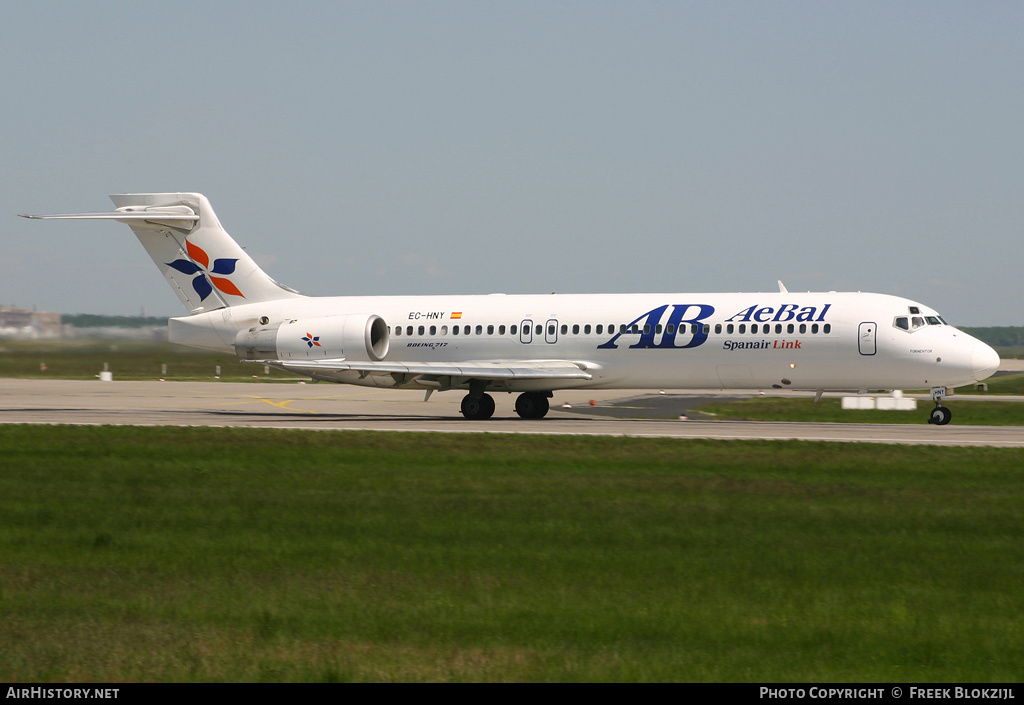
459 391 552 420
928 386 952 426
460 393 495 420
514 392 551 419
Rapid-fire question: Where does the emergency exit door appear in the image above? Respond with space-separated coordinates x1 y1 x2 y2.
858 322 876 356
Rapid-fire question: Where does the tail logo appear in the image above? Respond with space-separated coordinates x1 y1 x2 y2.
166 239 245 301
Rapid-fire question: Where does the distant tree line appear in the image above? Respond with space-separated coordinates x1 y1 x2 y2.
63 314 168 329
960 327 1024 347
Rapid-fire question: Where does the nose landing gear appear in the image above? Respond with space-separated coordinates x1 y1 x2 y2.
929 406 952 425
928 386 952 425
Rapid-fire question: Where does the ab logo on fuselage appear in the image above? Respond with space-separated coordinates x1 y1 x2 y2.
597 303 832 350
597 304 714 349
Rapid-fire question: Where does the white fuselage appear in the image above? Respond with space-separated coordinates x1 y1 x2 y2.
170 290 1000 394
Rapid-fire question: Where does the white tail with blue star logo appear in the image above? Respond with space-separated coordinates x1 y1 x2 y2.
22 193 304 314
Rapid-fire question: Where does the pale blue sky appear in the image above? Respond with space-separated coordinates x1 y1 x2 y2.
3 1 1021 326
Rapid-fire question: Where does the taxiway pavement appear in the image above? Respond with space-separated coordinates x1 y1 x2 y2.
1 378 1021 447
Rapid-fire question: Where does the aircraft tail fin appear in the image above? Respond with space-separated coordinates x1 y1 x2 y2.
21 193 303 314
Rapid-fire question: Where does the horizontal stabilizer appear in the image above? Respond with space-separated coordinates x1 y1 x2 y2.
20 205 199 224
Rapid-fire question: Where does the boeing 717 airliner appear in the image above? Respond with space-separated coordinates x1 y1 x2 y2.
22 193 1000 424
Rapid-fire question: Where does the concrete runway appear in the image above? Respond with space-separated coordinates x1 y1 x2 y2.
1 378 1021 447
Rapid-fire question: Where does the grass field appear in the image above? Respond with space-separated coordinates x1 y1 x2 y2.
0 340 265 383
694 396 1024 425
1 426 1021 682
690 372 1024 425
956 372 1024 395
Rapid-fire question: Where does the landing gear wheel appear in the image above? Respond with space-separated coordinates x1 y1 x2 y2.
929 406 952 426
515 392 550 419
461 393 495 420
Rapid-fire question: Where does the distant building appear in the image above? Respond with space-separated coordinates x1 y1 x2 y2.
0 306 62 338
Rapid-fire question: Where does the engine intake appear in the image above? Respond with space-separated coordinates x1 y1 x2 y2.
234 314 389 362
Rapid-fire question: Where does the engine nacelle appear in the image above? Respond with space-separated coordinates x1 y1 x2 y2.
234 314 389 362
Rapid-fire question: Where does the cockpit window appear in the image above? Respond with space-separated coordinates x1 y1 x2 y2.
896 314 945 332
909 306 920 314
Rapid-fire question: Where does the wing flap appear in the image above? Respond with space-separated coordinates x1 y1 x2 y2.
254 358 594 381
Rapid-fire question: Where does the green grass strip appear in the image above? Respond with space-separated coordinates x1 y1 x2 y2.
1 426 1021 682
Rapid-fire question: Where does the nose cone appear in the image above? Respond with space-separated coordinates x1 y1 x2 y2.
972 344 1000 382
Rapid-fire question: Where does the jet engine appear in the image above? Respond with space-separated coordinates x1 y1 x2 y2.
234 314 389 362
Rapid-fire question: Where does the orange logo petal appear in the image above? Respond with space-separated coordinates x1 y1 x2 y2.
185 240 210 269
210 276 245 297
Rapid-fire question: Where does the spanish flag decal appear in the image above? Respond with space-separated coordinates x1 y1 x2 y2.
451 312 463 319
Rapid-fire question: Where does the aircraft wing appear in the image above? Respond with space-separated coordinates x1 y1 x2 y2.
254 358 594 381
